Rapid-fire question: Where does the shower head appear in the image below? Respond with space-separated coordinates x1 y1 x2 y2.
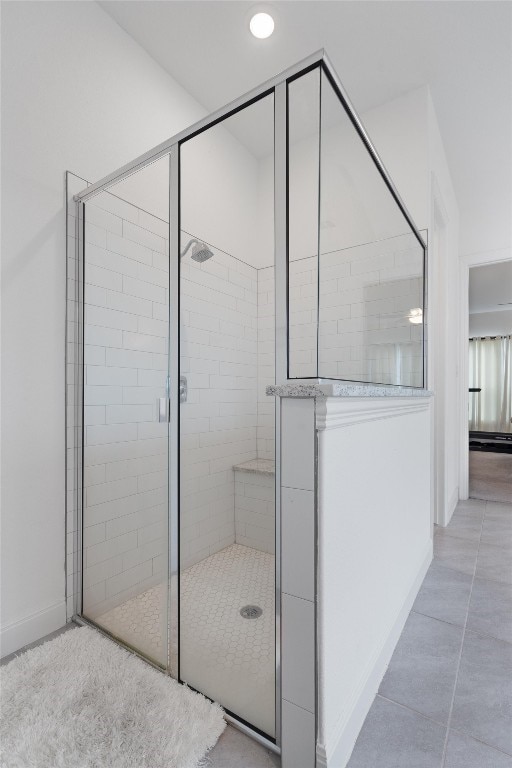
181 238 213 263
191 242 213 263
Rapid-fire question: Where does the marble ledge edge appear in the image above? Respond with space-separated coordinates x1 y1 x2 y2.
233 459 275 476
266 382 433 399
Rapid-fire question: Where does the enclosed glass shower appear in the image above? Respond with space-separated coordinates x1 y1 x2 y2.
67 51 426 749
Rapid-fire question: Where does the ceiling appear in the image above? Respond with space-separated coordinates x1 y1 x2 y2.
100 0 512 258
469 261 512 314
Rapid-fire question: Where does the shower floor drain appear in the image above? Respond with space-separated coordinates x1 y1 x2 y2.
240 605 263 620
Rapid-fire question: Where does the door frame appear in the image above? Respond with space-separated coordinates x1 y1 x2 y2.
430 181 448 526
168 147 180 680
458 247 511 499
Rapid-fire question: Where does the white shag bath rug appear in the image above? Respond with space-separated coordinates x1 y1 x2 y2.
0 626 226 768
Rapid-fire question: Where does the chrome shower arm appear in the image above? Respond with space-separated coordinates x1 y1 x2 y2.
180 238 199 258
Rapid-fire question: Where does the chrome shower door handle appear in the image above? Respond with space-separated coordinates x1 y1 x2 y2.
158 397 170 423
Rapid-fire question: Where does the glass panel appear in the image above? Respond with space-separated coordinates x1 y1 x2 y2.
318 69 425 386
81 157 170 667
179 92 276 738
287 68 321 378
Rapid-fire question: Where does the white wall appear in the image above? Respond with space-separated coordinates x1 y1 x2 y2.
180 248 259 569
180 99 272 265
316 397 432 768
257 84 430 273
363 87 429 232
0 0 210 654
357 86 459 526
284 84 430 265
427 91 461 525
469 310 512 337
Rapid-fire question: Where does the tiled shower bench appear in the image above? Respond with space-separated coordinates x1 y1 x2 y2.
233 459 275 555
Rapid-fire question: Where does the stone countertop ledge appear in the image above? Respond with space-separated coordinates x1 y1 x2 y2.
233 459 275 475
266 382 433 398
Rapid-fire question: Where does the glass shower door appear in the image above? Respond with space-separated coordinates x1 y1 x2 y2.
80 157 171 668
178 93 276 739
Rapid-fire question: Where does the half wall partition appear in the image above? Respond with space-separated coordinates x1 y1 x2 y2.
66 50 427 753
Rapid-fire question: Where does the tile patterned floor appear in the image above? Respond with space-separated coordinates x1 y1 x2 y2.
0 624 77 668
180 544 275 738
207 723 280 768
98 543 275 737
4 501 511 768
98 580 168 664
348 498 512 768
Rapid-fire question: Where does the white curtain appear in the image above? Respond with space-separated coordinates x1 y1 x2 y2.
469 336 512 433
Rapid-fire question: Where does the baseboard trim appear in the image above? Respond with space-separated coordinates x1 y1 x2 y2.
446 487 459 526
437 486 460 528
316 543 432 768
0 601 67 659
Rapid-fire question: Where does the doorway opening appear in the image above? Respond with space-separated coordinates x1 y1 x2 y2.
467 261 512 503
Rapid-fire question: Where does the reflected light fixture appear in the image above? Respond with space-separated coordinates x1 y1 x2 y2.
408 308 423 325
250 12 274 38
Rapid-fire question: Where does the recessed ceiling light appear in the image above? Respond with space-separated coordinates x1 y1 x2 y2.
250 12 274 39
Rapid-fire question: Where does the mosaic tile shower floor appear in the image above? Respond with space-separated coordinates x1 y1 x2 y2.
97 543 275 737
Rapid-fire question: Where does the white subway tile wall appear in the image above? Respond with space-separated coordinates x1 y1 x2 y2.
179 250 260 569
288 232 424 385
288 257 319 379
66 177 422 632
69 189 278 624
257 266 276 461
234 468 275 554
80 192 170 632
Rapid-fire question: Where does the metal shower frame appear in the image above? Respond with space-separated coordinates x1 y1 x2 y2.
70 48 427 755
